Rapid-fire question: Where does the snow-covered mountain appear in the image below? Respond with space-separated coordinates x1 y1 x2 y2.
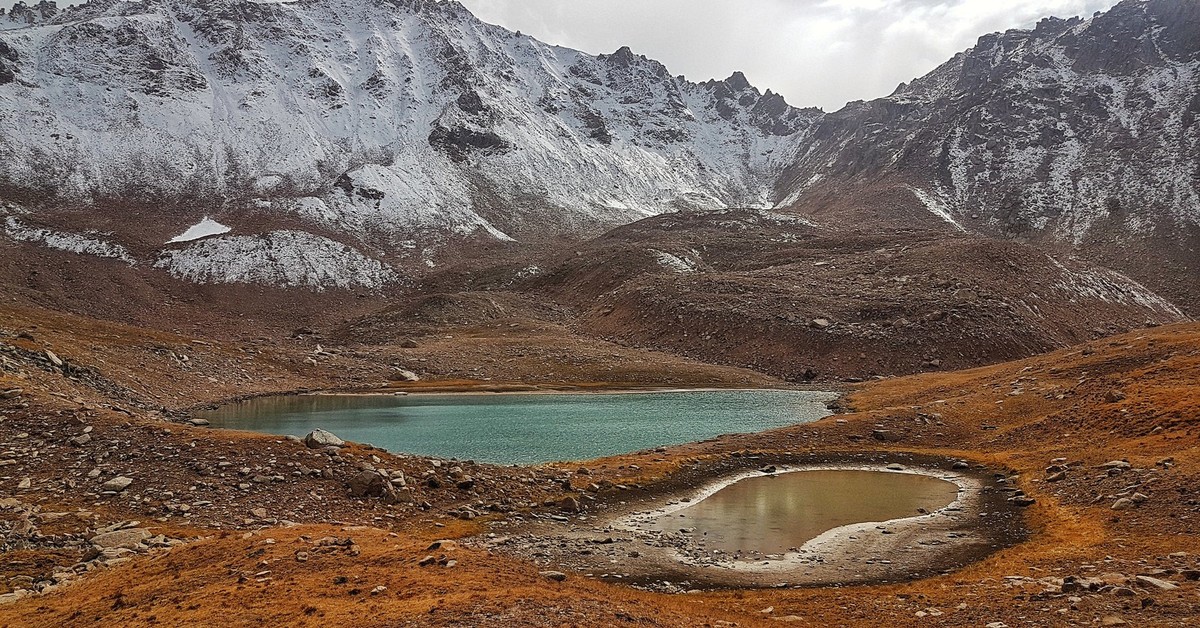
0 0 1197 302
0 0 818 248
779 0 1200 245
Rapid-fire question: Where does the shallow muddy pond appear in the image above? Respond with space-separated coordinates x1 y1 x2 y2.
645 470 960 555
199 390 834 464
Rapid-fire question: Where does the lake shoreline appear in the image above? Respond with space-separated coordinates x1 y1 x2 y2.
196 389 840 466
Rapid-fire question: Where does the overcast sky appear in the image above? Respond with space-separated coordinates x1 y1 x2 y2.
458 0 1119 111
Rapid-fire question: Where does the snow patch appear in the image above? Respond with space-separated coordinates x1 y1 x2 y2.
1049 258 1183 317
167 217 231 244
906 186 966 232
651 249 698 274
3 216 135 265
154 231 397 291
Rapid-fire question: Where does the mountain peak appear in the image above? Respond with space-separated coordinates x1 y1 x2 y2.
725 71 751 91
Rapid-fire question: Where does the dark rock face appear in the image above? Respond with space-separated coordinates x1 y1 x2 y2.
428 125 511 161
4 1 57 28
0 39 15 85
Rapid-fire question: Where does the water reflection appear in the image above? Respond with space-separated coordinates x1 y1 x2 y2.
199 390 836 465
649 470 959 554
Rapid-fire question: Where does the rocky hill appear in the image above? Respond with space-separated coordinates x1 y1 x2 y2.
776 0 1200 308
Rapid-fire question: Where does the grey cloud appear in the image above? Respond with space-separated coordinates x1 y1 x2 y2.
459 0 1119 111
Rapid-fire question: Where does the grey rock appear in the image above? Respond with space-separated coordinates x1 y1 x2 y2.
391 368 420 382
304 429 344 449
347 470 389 498
1135 575 1178 590
101 476 133 492
539 570 567 582
91 528 151 550
44 350 63 367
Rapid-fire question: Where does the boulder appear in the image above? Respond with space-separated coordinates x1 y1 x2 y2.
539 571 567 582
347 471 389 498
1135 575 1178 590
91 528 151 550
101 477 133 492
873 430 903 443
304 429 344 449
44 350 63 367
390 368 420 382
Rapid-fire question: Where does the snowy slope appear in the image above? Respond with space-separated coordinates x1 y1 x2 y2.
0 0 819 247
0 0 1196 298
777 0 1200 243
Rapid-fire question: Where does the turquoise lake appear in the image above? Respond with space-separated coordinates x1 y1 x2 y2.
199 390 836 464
